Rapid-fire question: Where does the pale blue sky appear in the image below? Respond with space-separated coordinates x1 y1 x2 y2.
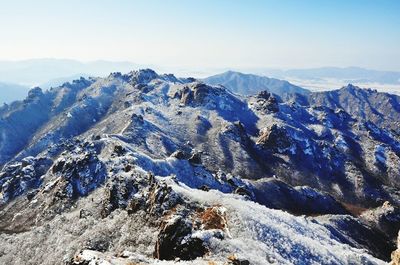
0 0 399 70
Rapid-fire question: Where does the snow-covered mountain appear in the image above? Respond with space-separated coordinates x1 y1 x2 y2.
204 71 400 135
0 69 399 264
307 84 400 135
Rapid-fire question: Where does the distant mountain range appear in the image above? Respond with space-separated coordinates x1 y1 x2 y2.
203 70 310 99
0 59 399 103
260 67 400 95
0 59 139 86
0 82 29 104
0 59 141 103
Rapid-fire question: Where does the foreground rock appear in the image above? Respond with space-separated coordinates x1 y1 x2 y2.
392 232 400 265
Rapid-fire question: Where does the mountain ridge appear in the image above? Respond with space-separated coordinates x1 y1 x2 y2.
0 68 399 264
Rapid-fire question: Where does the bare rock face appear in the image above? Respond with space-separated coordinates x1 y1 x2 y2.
360 201 400 245
256 124 292 152
0 156 52 204
179 86 193 105
154 214 207 260
147 178 181 215
170 150 186 159
188 152 202 165
180 83 212 106
220 121 250 146
179 82 228 107
126 68 159 85
100 172 181 218
391 232 400 265
52 151 106 199
253 90 279 113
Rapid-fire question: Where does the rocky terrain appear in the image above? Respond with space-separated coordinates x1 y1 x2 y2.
307 84 400 136
0 69 399 264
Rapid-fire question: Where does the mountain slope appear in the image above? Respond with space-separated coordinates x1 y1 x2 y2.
0 69 399 264
307 84 400 136
0 58 138 86
203 70 310 98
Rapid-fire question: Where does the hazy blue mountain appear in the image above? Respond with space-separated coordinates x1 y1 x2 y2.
38 74 90 89
0 58 139 86
203 70 310 98
0 59 141 103
0 82 29 104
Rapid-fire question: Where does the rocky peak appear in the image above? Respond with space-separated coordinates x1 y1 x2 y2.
179 82 225 106
160 73 179 83
341 83 359 92
126 68 159 84
108 72 123 79
61 77 93 90
251 90 279 113
27 87 44 99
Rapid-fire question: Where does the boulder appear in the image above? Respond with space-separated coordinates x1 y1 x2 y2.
188 152 202 165
154 215 207 260
360 202 400 245
392 232 400 265
170 150 186 159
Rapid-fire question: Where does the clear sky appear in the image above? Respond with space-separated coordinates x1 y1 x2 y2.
0 0 399 70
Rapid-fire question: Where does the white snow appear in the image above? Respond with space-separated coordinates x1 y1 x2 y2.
334 134 349 152
165 179 385 265
375 145 387 164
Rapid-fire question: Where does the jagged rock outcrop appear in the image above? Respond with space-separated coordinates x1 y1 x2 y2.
256 124 292 152
251 90 279 113
0 156 52 204
154 213 207 260
391 232 400 265
179 82 226 107
51 151 106 199
360 202 400 245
